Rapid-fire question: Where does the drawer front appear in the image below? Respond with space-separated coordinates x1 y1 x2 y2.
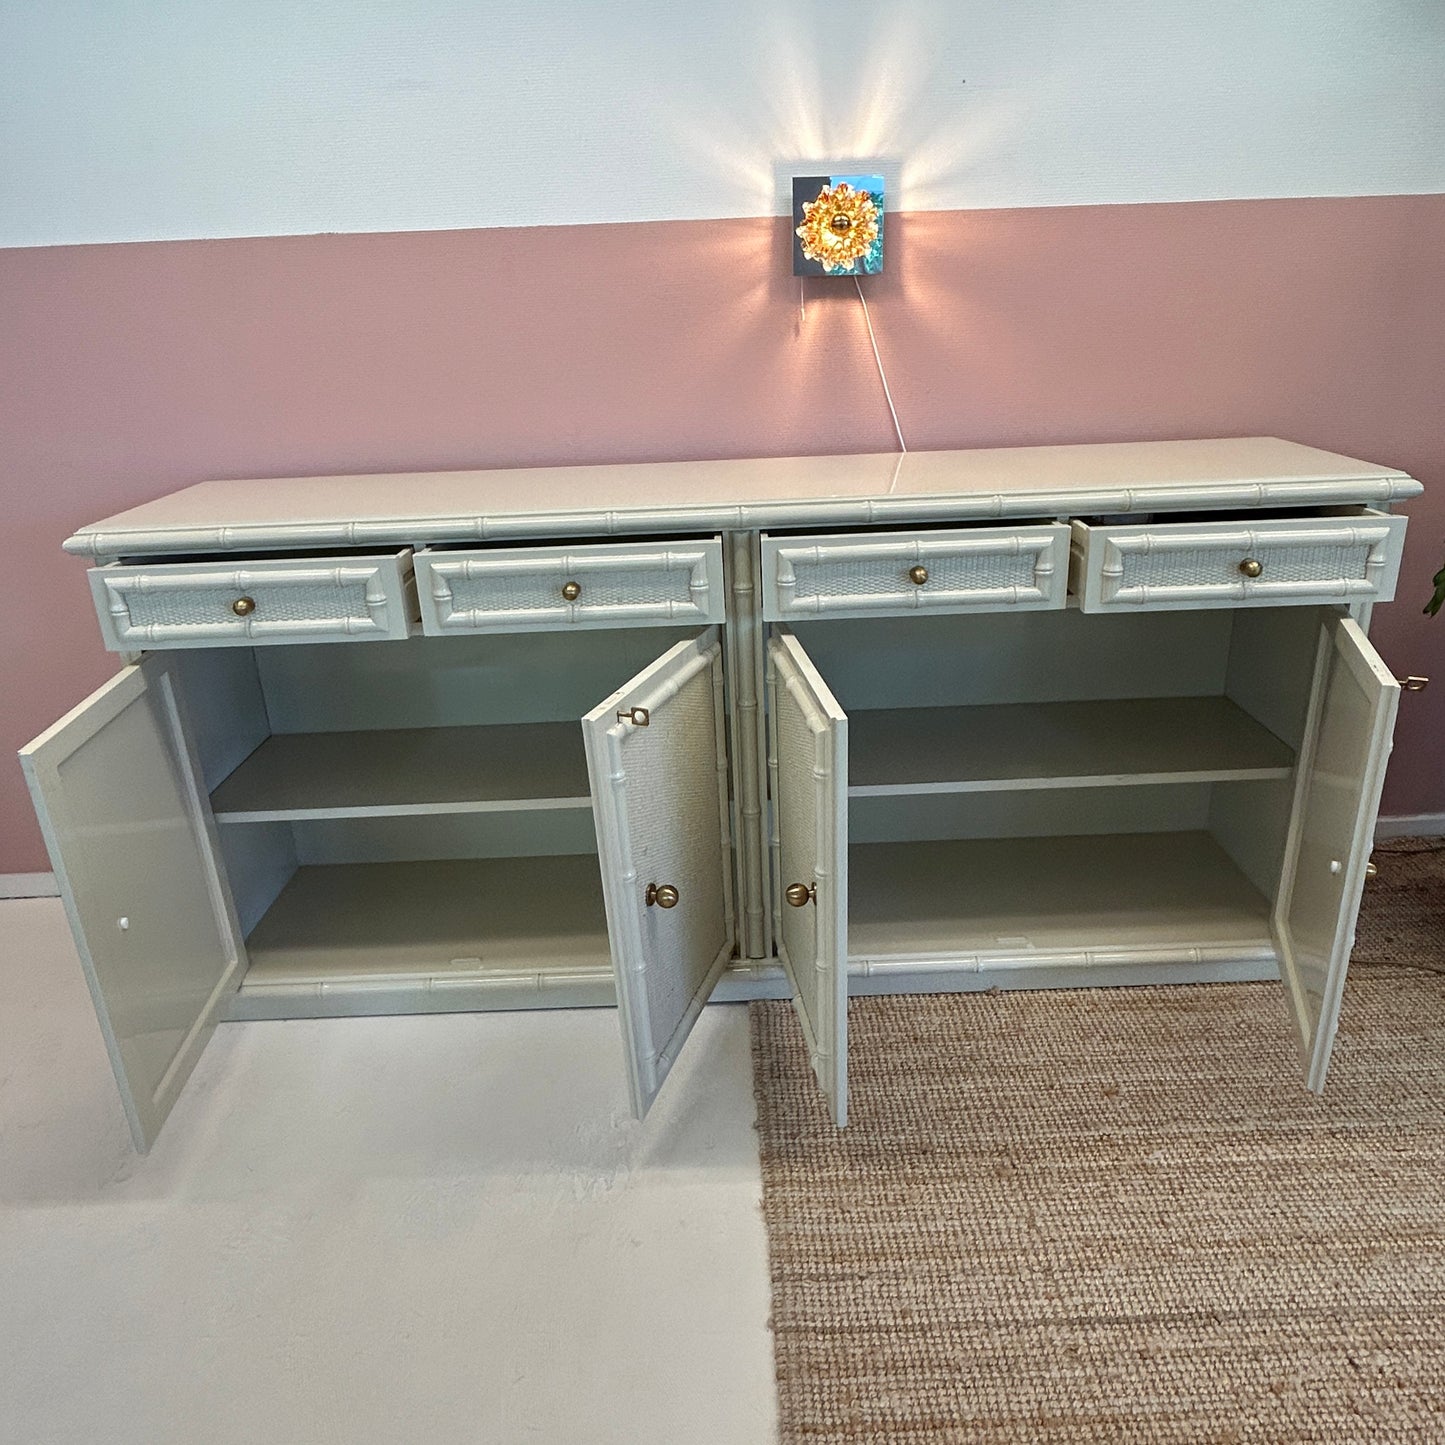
761 525 1070 621
90 551 416 650
416 539 725 634
1072 511 1407 613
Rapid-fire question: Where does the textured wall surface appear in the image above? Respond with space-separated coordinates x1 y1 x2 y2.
5 1 1444 871
3 193 1443 871
3 1 1443 245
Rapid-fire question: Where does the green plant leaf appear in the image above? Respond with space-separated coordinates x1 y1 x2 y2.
1426 562 1445 617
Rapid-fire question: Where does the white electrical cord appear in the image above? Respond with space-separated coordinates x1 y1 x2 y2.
853 276 907 453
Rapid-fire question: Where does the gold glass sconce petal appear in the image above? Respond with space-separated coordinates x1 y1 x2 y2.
793 174 884 277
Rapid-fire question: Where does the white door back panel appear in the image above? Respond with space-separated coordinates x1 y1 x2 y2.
19 655 245 1149
1274 615 1399 1091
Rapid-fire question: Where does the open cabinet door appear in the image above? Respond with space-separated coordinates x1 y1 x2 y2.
766 628 849 1126
19 655 246 1150
1273 614 1400 1092
583 628 735 1118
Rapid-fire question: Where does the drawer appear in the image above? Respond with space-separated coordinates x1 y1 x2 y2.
89 551 416 651
1071 509 1407 613
416 538 725 634
761 525 1070 621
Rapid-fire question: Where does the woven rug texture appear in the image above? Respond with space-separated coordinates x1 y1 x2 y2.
750 839 1445 1443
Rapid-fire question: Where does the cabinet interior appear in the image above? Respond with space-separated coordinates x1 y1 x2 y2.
175 596 1331 1001
786 605 1323 968
177 628 698 1006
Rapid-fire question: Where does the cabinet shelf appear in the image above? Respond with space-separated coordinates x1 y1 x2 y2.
211 723 591 822
847 697 1293 797
848 831 1273 961
239 856 613 988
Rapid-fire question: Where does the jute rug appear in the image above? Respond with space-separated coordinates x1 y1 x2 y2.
750 840 1445 1443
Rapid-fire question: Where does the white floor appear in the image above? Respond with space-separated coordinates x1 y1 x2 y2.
0 899 779 1445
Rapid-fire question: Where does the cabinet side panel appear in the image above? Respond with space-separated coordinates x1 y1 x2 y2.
1224 607 1322 751
171 647 271 789
216 820 298 936
1208 777 1297 907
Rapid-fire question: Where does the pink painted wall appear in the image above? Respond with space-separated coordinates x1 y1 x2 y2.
3 194 1443 872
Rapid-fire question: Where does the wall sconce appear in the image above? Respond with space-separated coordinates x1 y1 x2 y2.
793 174 884 277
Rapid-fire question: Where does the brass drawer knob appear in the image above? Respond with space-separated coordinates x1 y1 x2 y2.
785 882 817 908
561 580 582 601
1238 558 1263 578
908 565 929 586
231 596 257 616
1365 861 1378 879
645 882 679 909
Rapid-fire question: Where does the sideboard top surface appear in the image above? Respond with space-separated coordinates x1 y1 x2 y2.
64 436 1421 557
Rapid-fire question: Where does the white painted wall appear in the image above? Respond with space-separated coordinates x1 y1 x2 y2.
3 0 1443 247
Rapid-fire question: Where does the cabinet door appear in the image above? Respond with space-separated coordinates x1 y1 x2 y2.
1273 614 1400 1091
583 628 735 1118
766 628 849 1126
19 655 246 1150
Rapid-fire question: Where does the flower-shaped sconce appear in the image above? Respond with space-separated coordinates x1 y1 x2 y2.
793 174 884 276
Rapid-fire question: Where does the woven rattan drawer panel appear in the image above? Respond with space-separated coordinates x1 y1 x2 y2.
416 539 725 635
1072 510 1407 613
89 551 416 651
761 525 1070 621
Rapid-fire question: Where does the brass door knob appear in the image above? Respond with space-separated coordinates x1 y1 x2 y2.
561 580 582 601
908 565 929 586
231 596 257 616
645 883 679 909
785 882 816 908
1238 558 1263 578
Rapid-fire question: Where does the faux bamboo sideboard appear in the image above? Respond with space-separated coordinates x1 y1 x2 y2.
21 437 1421 1148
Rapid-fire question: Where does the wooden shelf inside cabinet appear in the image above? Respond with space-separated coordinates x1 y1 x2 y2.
848 832 1273 960
240 857 613 987
210 723 592 822
847 697 1294 797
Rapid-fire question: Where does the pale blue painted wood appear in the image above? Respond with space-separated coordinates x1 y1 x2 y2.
766 628 848 1127
583 628 734 1118
1272 615 1400 1091
18 655 245 1150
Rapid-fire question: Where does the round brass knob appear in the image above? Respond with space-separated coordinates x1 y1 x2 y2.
1238 558 1263 579
561 580 582 602
1365 861 1378 879
908 565 929 586
785 882 816 908
646 883 679 909
231 596 256 616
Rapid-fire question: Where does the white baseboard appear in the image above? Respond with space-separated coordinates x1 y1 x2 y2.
1375 813 1445 840
0 872 59 899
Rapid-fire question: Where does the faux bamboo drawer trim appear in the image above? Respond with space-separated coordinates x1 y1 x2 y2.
415 539 725 634
761 525 1070 621
1071 510 1407 613
89 550 417 650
